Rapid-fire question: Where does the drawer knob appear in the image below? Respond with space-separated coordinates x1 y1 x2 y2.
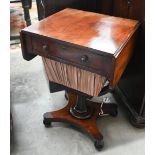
81 55 88 63
42 45 48 52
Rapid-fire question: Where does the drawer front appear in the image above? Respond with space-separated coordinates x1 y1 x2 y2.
31 36 113 78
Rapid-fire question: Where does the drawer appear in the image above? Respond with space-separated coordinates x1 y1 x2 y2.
31 36 113 78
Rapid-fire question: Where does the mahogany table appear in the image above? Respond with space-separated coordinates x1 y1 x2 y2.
20 8 139 150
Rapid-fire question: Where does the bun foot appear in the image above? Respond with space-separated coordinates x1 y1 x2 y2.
43 119 52 127
94 140 104 151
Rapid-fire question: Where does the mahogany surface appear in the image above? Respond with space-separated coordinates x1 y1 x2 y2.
23 8 138 55
20 8 139 88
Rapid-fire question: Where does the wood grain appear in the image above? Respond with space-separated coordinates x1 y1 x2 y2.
22 8 139 55
111 32 137 87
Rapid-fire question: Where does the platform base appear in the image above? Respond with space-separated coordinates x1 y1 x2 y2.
43 92 117 151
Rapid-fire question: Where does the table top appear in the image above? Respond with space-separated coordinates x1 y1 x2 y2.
23 8 139 56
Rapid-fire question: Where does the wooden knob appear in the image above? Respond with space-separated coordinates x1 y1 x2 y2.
42 45 48 52
81 55 88 63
